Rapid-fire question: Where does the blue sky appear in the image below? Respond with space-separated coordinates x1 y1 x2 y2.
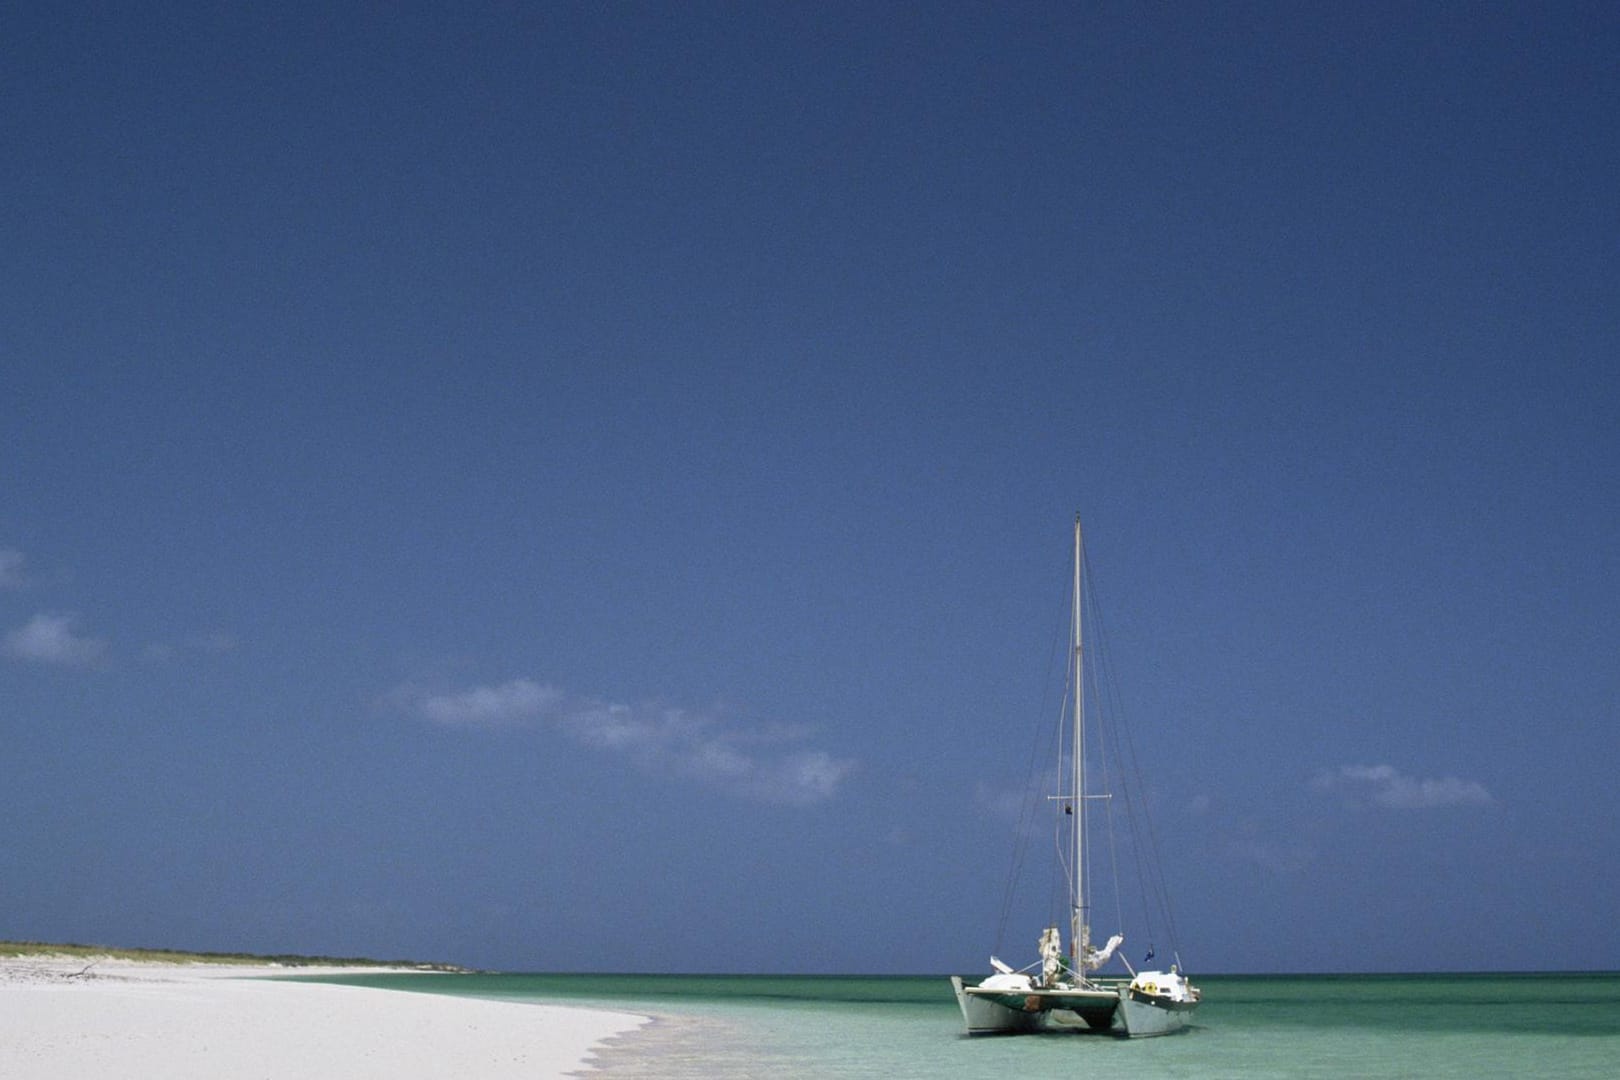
4 2 1617 974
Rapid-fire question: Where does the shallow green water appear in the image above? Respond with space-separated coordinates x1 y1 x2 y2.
313 971 1620 1078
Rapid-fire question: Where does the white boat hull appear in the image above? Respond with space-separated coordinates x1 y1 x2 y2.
951 977 1197 1038
1116 987 1197 1037
951 977 1043 1034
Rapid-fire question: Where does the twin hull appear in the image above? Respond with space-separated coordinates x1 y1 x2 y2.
950 977 1193 1038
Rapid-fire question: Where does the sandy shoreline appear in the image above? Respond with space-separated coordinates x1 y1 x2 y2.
0 955 649 1078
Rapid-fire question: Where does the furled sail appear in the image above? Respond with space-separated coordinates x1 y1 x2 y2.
1038 927 1064 984
1085 933 1124 971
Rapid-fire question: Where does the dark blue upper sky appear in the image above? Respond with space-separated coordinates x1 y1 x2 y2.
4 1 1617 973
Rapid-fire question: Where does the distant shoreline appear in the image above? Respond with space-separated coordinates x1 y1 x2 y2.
0 939 467 972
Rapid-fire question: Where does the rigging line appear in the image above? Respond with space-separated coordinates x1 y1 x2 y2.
1074 618 1087 929
1053 633 1077 931
1087 635 1127 937
1035 678 1071 948
1082 582 1131 944
1104 774 1125 934
1091 591 1157 943
1084 625 1102 932
1102 605 1174 952
1083 544 1172 950
1126 704 1180 945
1091 565 1181 952
1042 579 1079 942
993 703 1046 955
1053 771 1070 932
993 570 1072 956
1066 574 1084 932
993 727 1040 953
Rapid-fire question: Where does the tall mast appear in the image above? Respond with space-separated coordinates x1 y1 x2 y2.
1071 514 1086 976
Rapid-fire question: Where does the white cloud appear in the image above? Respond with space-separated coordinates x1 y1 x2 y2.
394 678 856 805
0 549 25 589
1231 836 1316 875
416 678 560 727
973 763 1070 823
780 751 850 802
1312 763 1494 810
3 613 106 667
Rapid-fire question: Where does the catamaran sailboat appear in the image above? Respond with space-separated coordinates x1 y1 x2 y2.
951 516 1200 1038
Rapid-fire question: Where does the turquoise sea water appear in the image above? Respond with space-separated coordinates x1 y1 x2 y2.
312 972 1620 1078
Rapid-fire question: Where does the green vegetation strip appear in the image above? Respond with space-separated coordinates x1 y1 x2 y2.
0 940 463 970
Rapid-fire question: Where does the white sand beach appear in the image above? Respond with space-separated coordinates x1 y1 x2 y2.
0 955 648 1079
